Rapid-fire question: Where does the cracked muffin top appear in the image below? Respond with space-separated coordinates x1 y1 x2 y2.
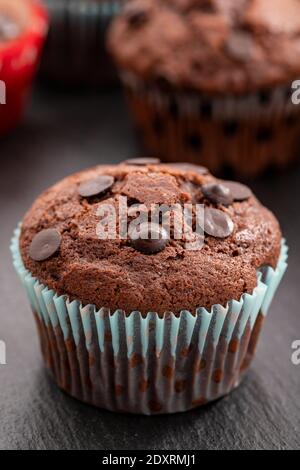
19 160 282 315
108 0 300 93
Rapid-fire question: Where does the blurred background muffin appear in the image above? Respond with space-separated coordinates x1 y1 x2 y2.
0 0 48 134
40 0 125 87
108 0 300 176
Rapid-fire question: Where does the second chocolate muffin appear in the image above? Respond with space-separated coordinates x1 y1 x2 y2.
108 0 300 176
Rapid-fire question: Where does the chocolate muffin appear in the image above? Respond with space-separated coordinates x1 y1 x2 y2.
12 160 288 414
40 0 125 86
108 0 300 176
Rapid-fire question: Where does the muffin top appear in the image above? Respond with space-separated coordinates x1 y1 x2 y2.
108 0 300 94
20 160 282 315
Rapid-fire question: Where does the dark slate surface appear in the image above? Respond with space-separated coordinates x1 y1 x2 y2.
0 87 299 451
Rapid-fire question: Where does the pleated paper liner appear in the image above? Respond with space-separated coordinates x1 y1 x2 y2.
11 227 288 414
120 71 300 177
40 0 125 86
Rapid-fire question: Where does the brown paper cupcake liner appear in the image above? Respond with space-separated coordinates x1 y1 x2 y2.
121 72 300 176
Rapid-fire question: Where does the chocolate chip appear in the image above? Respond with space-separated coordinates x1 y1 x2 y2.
167 162 209 175
221 181 252 201
78 175 114 198
122 157 161 166
202 2 216 13
29 229 62 261
129 222 168 254
124 3 149 28
127 203 148 218
202 183 233 206
204 208 234 238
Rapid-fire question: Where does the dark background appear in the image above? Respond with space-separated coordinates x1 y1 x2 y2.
0 87 299 450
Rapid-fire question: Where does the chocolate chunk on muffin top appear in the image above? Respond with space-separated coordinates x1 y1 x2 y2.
19 161 282 315
108 0 300 93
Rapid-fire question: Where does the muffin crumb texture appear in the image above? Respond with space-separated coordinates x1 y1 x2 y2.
20 161 282 315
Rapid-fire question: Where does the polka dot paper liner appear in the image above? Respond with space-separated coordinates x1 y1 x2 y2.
0 0 48 135
120 71 300 177
11 227 288 414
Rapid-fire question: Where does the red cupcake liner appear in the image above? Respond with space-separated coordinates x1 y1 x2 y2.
0 0 48 135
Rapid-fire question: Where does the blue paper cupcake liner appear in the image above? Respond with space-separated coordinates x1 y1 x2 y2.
11 227 288 414
40 0 125 85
